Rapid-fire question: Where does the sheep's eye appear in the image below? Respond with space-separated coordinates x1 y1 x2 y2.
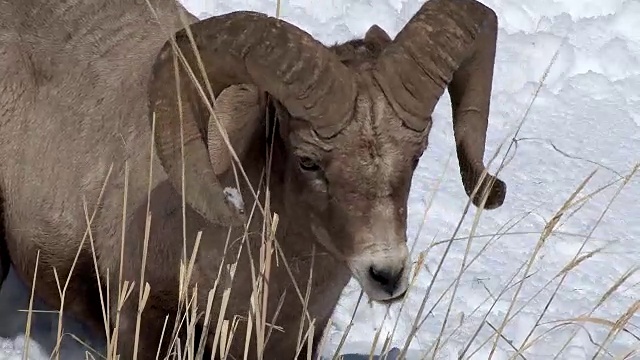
299 157 321 172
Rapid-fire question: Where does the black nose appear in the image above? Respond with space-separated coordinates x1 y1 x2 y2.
369 265 404 295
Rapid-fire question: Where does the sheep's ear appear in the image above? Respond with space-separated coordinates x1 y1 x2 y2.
207 84 265 175
364 25 392 49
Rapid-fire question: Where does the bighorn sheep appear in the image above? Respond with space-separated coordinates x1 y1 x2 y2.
0 0 507 358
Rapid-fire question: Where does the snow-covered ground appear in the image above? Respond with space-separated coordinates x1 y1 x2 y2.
2 0 640 359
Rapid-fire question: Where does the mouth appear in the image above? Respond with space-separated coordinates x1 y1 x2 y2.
351 266 410 304
347 250 411 304
373 289 408 305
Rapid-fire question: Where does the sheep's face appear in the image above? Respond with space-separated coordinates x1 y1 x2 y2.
176 14 504 302
150 2 504 307
278 79 430 303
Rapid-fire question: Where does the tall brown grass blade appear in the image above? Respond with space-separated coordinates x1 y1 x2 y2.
22 250 40 360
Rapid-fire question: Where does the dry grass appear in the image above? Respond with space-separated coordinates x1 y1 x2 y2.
11 1 640 360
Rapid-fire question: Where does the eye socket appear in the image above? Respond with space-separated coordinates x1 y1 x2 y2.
298 156 321 172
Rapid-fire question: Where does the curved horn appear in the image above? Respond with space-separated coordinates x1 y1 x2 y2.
373 0 506 210
148 11 356 225
207 84 265 175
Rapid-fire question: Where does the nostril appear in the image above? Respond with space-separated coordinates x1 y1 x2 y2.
368 265 404 295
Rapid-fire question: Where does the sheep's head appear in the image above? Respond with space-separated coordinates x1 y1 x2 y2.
148 0 507 303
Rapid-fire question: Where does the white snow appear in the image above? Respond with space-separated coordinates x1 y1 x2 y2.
1 0 639 358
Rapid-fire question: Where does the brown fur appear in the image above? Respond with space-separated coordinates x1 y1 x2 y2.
0 0 507 359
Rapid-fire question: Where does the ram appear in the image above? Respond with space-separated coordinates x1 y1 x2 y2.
0 0 507 358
